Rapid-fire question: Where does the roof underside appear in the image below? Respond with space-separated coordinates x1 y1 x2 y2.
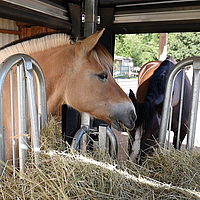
0 0 200 33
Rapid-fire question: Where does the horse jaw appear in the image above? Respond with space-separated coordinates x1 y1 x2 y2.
110 101 137 131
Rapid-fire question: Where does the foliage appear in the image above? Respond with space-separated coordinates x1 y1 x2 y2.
115 32 200 67
168 32 200 62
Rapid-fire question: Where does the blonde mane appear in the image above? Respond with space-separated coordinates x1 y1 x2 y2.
0 33 113 74
0 33 72 64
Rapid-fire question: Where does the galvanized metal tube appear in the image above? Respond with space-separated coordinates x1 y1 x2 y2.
17 64 29 172
0 55 23 174
10 69 16 170
167 106 173 149
187 58 200 149
159 57 194 146
106 126 118 159
71 126 88 150
23 56 40 165
0 54 47 174
176 69 185 148
31 59 47 129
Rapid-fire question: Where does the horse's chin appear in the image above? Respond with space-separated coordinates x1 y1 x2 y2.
111 120 134 132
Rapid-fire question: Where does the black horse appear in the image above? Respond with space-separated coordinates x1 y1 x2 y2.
129 56 191 162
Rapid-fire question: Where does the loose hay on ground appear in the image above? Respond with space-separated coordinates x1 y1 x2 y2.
0 116 200 199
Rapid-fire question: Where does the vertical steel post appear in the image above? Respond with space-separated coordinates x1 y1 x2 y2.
17 64 29 172
176 69 185 148
187 58 200 149
84 0 98 37
23 56 41 165
80 0 99 150
10 69 16 171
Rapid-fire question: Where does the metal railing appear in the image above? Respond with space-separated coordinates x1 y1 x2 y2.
159 57 200 149
71 124 118 159
0 54 47 174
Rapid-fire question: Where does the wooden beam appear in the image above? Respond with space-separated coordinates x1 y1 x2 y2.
0 29 21 35
159 33 168 61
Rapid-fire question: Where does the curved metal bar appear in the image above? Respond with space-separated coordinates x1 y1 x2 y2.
71 126 89 150
0 55 24 174
159 56 200 150
106 126 118 159
0 53 47 174
31 58 47 130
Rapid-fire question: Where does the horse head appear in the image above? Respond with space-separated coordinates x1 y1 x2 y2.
65 29 136 131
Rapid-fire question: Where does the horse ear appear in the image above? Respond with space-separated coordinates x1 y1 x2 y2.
129 89 139 108
78 28 105 55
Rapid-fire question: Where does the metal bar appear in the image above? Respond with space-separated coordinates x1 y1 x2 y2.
31 59 47 131
71 126 88 150
176 69 185 148
17 64 29 172
2 0 69 20
187 58 200 149
0 55 23 174
23 56 40 165
167 106 173 149
10 69 16 170
106 126 118 159
0 54 47 174
159 57 194 146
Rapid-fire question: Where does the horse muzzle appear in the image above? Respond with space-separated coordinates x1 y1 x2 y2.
110 102 137 131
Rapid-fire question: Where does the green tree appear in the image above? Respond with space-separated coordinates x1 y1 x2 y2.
115 32 200 67
115 33 159 67
168 32 200 62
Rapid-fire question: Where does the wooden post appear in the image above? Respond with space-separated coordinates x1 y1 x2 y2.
159 33 168 61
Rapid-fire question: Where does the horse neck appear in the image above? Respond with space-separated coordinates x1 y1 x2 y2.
30 44 73 114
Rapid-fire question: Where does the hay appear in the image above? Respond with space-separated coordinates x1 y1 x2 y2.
0 116 200 199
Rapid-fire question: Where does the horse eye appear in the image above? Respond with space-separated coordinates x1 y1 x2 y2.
98 72 108 81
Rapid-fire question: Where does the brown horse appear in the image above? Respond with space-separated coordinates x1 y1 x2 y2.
0 29 136 162
129 56 191 162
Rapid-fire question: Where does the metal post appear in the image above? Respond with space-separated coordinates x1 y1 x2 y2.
84 0 98 37
176 69 185 148
17 64 29 172
187 58 200 149
79 0 98 151
10 69 16 170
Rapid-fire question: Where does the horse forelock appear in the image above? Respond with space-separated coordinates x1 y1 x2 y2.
91 43 113 73
0 33 73 64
